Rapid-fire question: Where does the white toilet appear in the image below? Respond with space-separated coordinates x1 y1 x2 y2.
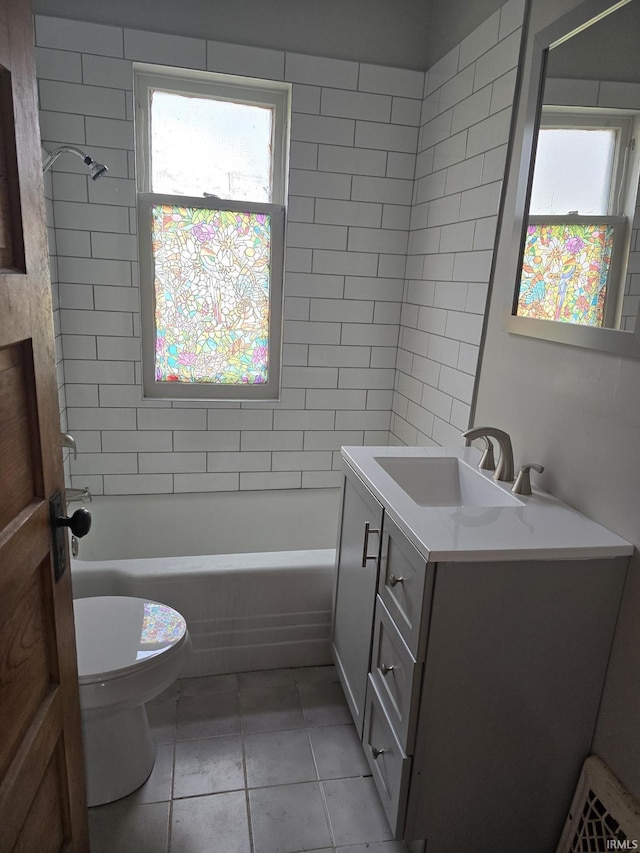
73 596 191 807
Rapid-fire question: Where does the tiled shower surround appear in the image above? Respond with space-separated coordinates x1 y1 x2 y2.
392 1 523 447
37 1 525 496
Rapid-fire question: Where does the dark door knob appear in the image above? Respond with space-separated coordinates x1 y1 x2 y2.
56 507 92 538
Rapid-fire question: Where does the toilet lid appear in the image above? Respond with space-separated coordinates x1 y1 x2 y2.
74 596 188 682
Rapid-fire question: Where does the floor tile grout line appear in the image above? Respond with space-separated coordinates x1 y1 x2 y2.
245 787 257 853
168 722 178 801
166 738 177 853
305 719 340 853
304 720 323 784
318 775 338 850
166 766 374 803
166 689 179 853
239 702 257 853
171 720 355 744
166 796 174 853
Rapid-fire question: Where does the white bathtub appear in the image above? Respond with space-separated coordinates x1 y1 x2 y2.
71 488 340 677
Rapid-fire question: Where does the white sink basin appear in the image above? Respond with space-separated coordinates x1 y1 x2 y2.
373 456 521 507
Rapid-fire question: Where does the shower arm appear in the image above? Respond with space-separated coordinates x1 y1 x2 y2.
43 145 91 173
42 145 108 179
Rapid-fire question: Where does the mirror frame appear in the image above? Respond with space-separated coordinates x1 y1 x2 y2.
500 0 640 358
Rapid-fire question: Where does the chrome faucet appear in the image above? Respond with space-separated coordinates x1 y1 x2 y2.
462 426 514 482
66 486 92 503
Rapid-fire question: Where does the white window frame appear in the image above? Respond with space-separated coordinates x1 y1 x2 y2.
134 63 290 401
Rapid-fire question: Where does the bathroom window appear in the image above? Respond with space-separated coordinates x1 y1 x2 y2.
517 111 634 326
134 65 290 400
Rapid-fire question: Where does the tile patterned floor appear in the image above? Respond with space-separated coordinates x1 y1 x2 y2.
87 665 413 853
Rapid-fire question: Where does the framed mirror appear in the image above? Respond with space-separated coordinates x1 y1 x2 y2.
502 0 640 357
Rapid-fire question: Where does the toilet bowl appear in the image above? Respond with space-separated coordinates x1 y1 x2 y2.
74 595 191 807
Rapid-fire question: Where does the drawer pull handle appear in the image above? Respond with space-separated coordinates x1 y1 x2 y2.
371 746 385 759
361 522 380 568
389 574 405 587
380 663 395 676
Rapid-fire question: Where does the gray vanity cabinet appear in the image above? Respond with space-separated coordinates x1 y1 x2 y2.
332 461 629 852
331 470 383 735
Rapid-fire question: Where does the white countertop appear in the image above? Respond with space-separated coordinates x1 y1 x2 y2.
342 445 633 562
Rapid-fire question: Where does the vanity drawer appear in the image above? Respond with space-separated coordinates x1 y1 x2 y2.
378 513 434 658
371 596 422 753
363 675 411 839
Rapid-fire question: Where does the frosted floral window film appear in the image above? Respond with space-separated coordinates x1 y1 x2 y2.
152 203 272 386
517 221 615 326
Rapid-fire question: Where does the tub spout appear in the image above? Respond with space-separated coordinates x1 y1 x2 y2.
66 486 92 503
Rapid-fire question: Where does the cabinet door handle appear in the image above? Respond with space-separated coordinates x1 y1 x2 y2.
388 574 405 587
371 746 385 759
361 522 380 568
380 663 395 676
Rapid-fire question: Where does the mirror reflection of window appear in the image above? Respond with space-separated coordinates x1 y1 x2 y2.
518 113 629 326
530 127 617 215
518 219 619 325
514 0 640 333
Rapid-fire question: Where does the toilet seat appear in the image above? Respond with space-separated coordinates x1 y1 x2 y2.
74 595 188 683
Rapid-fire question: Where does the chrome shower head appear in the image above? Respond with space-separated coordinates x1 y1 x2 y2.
87 160 108 180
42 145 109 180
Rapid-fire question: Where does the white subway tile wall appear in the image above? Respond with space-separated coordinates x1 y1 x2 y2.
390 0 524 447
36 14 425 494
37 1 525 495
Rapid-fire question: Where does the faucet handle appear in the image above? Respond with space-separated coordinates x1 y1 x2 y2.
512 463 544 496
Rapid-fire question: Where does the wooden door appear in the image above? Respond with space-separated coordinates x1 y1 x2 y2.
0 0 89 850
